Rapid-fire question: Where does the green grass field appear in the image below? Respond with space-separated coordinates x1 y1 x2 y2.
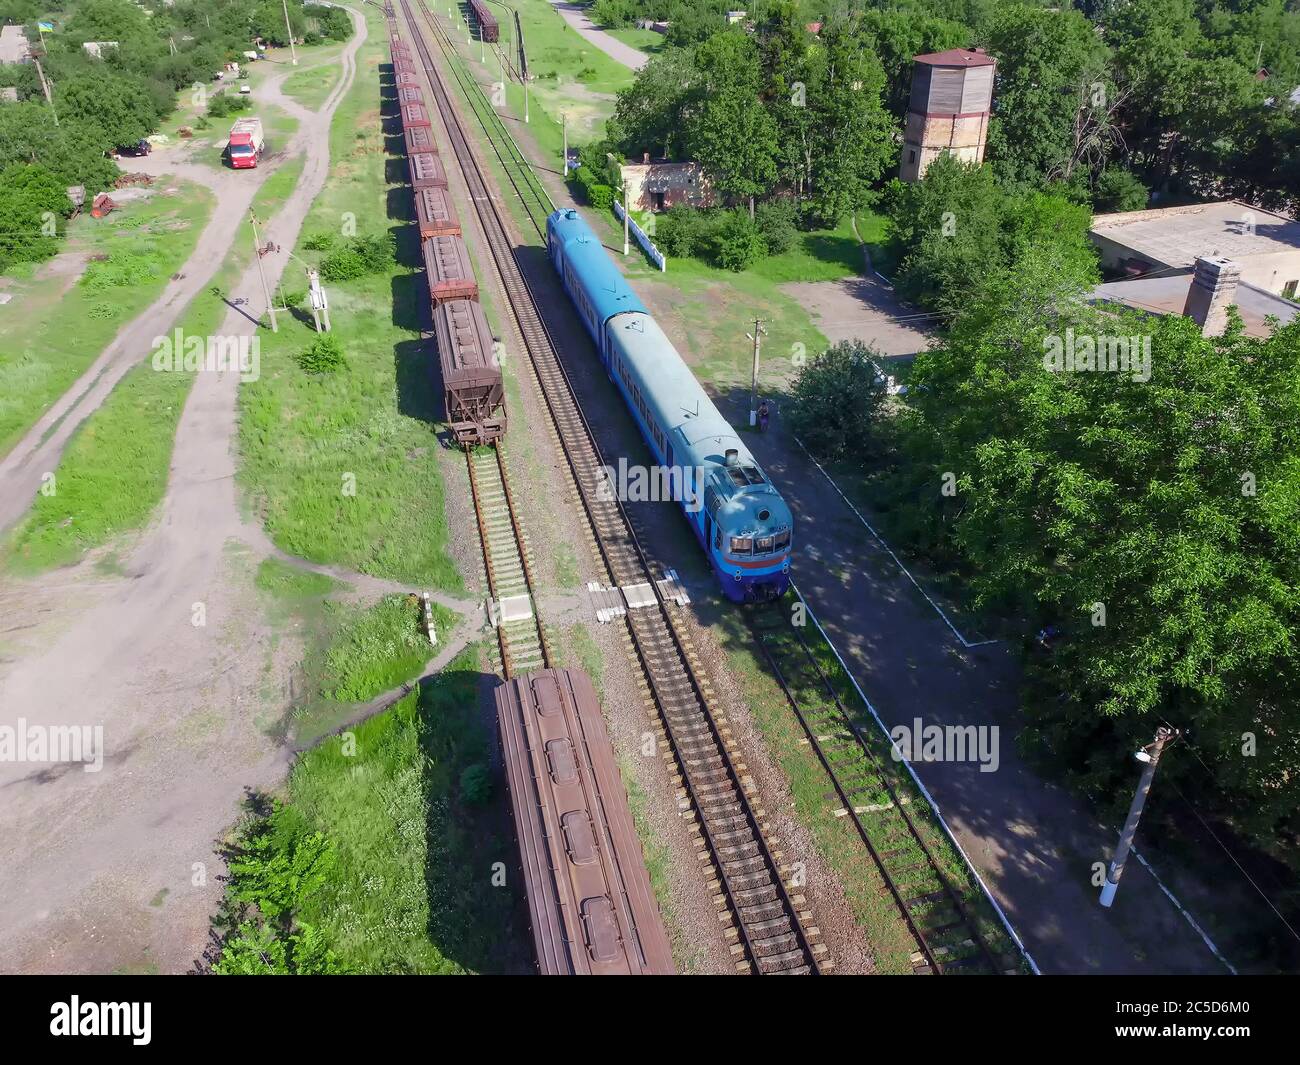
605 27 667 55
279 650 529 973
3 164 304 575
0 186 214 461
281 44 346 111
236 34 462 591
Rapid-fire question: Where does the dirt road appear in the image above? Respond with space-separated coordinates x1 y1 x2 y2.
548 2 649 70
0 10 368 974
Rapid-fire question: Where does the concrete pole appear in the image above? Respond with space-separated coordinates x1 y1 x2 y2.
747 319 763 426
281 0 298 65
33 57 57 125
1100 727 1175 907
621 184 630 256
524 75 529 124
562 113 568 177
249 211 278 333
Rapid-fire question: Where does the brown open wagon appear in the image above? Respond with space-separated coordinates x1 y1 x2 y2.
423 234 477 302
432 298 504 445
415 186 459 240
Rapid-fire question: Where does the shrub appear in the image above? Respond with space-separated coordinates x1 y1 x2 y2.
656 205 711 258
1093 166 1149 213
318 247 365 281
207 90 249 119
787 340 889 463
755 199 798 256
352 232 395 272
303 232 336 251
459 763 492 805
712 210 765 272
297 333 347 374
587 183 614 211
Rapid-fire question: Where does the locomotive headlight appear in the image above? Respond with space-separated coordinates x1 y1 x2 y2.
733 570 742 580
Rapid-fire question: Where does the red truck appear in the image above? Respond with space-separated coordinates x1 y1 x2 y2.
226 117 264 169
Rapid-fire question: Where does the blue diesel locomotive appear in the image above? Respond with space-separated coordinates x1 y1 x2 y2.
546 208 792 602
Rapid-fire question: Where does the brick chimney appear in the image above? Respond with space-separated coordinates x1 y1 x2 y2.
1182 256 1241 336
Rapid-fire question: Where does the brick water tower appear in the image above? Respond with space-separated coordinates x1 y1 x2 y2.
899 47 996 182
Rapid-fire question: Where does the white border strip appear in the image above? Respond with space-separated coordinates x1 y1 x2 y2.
1127 846 1237 974
793 581 1041 975
791 434 999 649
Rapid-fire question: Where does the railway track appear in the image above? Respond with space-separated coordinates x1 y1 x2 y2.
466 445 549 676
400 0 826 973
750 605 1025 974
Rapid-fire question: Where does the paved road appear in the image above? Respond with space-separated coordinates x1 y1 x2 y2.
548 2 649 70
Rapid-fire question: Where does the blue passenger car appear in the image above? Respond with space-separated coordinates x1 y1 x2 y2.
547 209 792 602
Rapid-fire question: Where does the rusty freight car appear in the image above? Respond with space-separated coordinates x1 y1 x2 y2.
400 101 431 130
397 85 423 106
494 669 675 975
409 151 448 192
423 234 477 302
432 298 504 444
415 186 459 239
404 123 435 156
468 0 499 43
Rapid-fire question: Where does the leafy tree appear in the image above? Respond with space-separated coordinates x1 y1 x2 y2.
57 71 158 147
804 18 895 225
982 4 1113 187
0 164 73 270
883 154 1005 310
611 47 697 162
788 340 890 463
900 249 1300 848
686 31 779 216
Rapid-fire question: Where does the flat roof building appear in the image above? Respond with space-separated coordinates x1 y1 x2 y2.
1090 200 1300 299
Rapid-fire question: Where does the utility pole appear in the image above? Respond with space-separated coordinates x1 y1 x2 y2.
524 75 529 124
562 113 568 177
249 211 279 333
620 183 630 255
1099 726 1177 907
746 319 766 426
33 57 57 126
281 0 298 65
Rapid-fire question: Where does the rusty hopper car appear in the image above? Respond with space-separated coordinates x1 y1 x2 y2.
423 234 477 303
469 0 500 43
415 186 459 240
404 124 435 156
400 101 431 129
394 71 421 87
397 85 423 106
393 57 417 76
409 151 448 192
494 669 675 975
433 298 504 444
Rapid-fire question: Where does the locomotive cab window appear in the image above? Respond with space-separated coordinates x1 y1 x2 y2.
730 535 753 556
774 529 791 550
756 535 775 554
